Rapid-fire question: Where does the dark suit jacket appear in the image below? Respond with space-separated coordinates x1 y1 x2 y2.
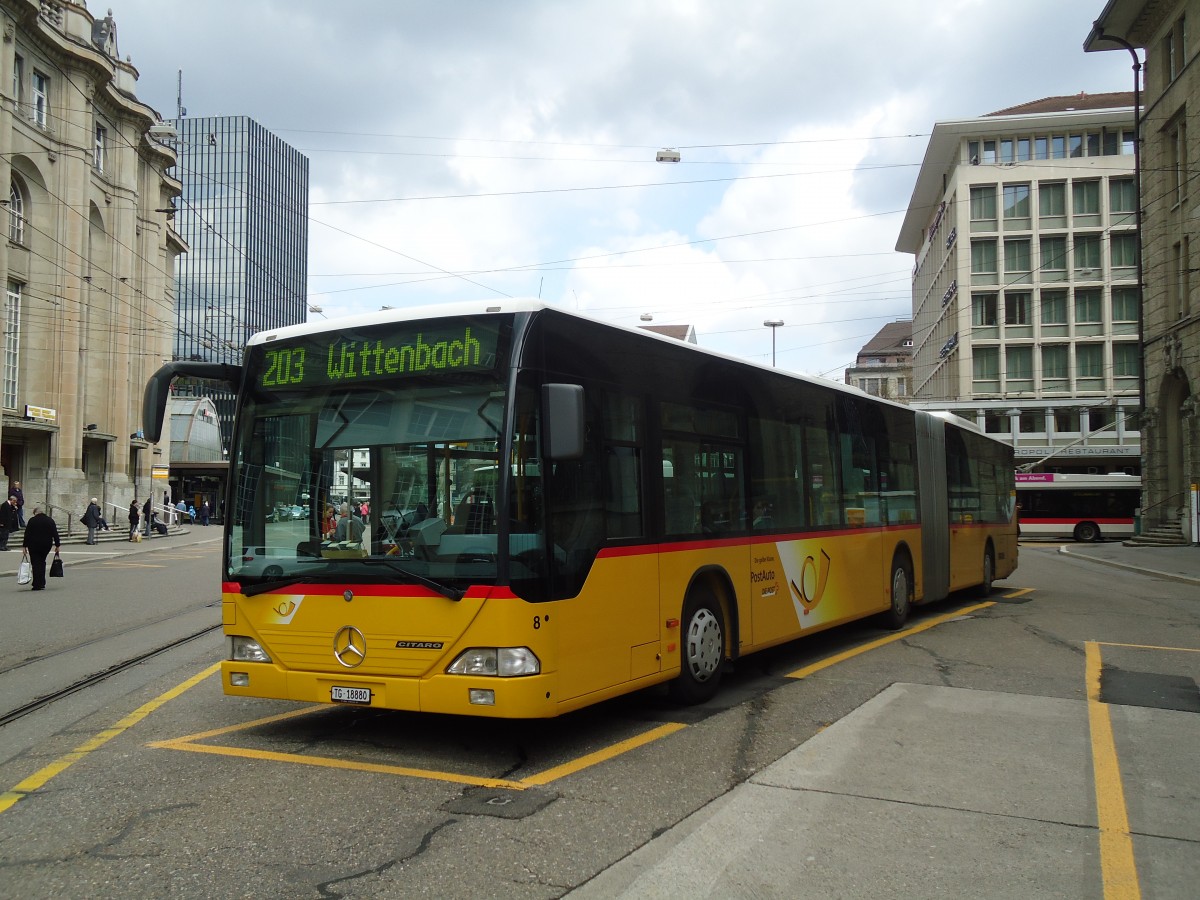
22 513 61 552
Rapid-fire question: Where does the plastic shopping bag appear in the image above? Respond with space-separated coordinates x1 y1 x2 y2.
17 555 32 585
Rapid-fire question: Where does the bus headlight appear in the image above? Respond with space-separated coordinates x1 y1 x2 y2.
228 636 272 663
446 647 540 677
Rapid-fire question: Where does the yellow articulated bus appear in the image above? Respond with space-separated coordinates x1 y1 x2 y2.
143 301 1017 718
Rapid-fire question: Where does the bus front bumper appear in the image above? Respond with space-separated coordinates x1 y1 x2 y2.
220 661 559 718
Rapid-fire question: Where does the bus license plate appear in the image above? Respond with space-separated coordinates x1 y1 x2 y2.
331 686 371 704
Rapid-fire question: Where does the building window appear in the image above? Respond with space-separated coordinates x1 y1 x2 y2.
1069 134 1085 158
8 182 23 245
1017 138 1031 161
1073 180 1101 225
1164 15 1187 83
1112 287 1139 322
1018 411 1042 433
1040 236 1068 280
1075 289 1103 324
1034 136 1049 160
1074 234 1102 276
1167 115 1188 207
11 55 22 108
1039 182 1066 227
1004 238 1031 280
971 239 997 281
1003 183 1031 225
1109 178 1136 215
1076 344 1104 379
1041 290 1068 325
1054 409 1080 433
1004 292 1031 325
1110 233 1137 275
1113 343 1140 378
972 347 1000 389
94 123 107 172
1052 135 1067 159
970 185 997 230
1006 346 1033 381
3 281 19 409
972 292 998 326
1042 345 1069 381
1169 239 1191 319
31 70 48 127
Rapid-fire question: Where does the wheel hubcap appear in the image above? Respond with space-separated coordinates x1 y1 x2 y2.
685 608 722 682
892 569 908 614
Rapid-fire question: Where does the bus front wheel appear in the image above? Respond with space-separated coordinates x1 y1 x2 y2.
669 589 724 704
1074 521 1101 543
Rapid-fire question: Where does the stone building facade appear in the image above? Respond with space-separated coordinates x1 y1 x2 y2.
1088 1 1199 540
0 1 184 527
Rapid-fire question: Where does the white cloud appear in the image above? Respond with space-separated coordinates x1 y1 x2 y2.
111 0 1133 380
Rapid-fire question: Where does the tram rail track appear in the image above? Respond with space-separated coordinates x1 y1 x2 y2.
0 622 222 729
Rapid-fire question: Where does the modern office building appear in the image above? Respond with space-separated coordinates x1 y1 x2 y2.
0 2 184 523
1087 2 1199 542
844 320 913 401
168 115 309 444
896 94 1141 475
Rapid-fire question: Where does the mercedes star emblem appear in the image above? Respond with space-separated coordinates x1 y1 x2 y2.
333 625 367 668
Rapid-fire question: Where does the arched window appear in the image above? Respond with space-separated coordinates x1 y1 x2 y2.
8 181 24 244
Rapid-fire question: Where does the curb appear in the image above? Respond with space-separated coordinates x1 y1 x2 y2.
1057 545 1200 586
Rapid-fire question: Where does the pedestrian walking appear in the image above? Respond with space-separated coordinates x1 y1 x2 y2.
21 507 61 591
9 480 25 527
200 500 210 526
82 497 102 544
143 497 153 538
0 495 17 550
128 499 140 541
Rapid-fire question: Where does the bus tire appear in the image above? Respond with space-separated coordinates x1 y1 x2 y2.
977 545 995 597
669 588 724 704
1074 521 1100 543
881 555 912 630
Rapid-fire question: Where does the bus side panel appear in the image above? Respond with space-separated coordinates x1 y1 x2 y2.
746 530 887 647
556 549 662 701
916 413 949 602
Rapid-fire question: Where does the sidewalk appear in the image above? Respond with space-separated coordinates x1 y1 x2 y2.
569 541 1200 898
1051 538 1200 585
0 521 216 576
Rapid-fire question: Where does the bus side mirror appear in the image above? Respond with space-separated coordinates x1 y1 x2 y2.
543 383 585 460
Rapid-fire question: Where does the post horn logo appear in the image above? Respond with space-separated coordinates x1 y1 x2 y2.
790 549 831 616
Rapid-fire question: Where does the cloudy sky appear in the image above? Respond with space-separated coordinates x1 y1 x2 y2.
110 0 1130 380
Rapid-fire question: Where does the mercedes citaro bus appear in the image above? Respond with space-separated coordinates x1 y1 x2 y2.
144 301 1017 718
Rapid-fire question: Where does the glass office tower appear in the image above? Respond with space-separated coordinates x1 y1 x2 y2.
169 116 309 443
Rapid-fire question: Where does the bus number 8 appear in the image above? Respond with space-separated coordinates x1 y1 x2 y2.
263 348 306 387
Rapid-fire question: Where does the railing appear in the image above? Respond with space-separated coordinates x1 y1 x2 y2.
42 502 73 537
1139 490 1188 530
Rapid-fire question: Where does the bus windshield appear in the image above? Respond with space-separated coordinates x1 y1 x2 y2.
227 373 508 591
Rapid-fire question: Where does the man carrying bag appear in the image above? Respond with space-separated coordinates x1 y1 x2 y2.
21 507 61 591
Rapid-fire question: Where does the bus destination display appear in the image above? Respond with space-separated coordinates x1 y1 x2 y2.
258 322 500 390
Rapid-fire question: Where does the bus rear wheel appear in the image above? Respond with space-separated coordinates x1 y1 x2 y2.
977 546 995 597
1074 521 1101 543
669 588 724 704
881 557 912 630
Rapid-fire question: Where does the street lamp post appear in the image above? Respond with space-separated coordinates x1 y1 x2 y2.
764 319 784 366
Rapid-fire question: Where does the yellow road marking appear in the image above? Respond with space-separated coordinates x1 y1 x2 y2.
152 710 686 790
1004 587 1035 599
1085 642 1141 899
0 663 220 816
519 723 687 786
786 601 997 679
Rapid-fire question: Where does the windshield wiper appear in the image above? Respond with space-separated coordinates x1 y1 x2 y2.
361 558 464 601
241 572 350 597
